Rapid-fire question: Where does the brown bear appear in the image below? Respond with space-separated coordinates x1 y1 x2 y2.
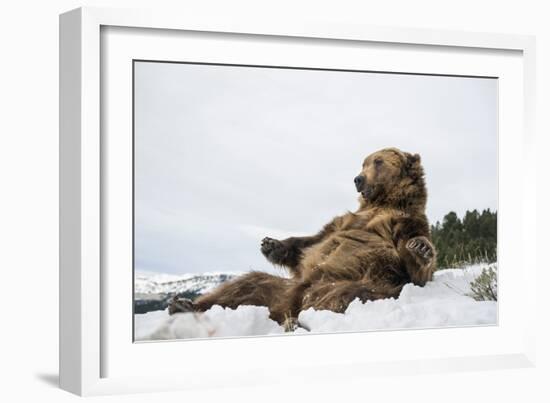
169 147 436 328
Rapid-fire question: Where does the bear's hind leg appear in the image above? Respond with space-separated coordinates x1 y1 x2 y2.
168 271 292 316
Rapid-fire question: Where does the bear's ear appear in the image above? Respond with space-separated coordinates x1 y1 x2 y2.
404 152 422 177
406 153 421 165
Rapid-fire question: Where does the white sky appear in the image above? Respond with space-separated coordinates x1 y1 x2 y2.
134 61 497 274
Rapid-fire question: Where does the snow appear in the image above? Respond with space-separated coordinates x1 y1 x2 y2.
136 305 286 340
134 264 497 341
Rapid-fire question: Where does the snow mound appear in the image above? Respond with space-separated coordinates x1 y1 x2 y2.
134 264 497 341
137 305 285 340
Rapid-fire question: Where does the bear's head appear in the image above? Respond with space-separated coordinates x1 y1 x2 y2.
354 148 427 213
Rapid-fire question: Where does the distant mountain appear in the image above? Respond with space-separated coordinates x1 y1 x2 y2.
135 271 238 295
134 272 238 314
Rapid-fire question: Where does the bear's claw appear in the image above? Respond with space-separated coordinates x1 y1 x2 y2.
261 237 285 258
168 296 195 315
406 236 434 259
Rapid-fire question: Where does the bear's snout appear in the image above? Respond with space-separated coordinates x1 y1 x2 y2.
354 175 365 192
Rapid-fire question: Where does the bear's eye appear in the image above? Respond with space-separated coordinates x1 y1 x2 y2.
374 158 383 166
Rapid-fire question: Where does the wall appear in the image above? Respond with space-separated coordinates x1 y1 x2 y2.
0 0 547 402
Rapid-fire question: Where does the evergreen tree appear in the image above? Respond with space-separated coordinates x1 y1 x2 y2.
430 209 497 268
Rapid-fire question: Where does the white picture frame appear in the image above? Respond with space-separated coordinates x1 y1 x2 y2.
59 6 537 396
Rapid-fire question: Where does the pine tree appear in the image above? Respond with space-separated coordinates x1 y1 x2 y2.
431 209 497 268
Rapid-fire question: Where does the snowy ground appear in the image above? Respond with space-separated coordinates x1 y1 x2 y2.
134 264 497 341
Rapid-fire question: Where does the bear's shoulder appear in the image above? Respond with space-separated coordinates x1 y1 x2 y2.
391 212 430 240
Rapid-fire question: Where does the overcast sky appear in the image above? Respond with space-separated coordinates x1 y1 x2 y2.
134 61 497 275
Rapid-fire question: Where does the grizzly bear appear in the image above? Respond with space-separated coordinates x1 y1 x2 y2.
169 147 436 328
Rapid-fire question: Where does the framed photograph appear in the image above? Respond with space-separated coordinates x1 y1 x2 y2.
60 7 537 396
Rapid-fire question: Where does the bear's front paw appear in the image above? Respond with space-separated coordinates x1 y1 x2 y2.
261 237 287 263
406 236 435 260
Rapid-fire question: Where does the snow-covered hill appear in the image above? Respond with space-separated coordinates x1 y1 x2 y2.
135 271 238 295
134 271 239 314
134 263 497 340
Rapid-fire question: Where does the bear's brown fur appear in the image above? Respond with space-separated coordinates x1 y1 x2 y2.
171 148 436 327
